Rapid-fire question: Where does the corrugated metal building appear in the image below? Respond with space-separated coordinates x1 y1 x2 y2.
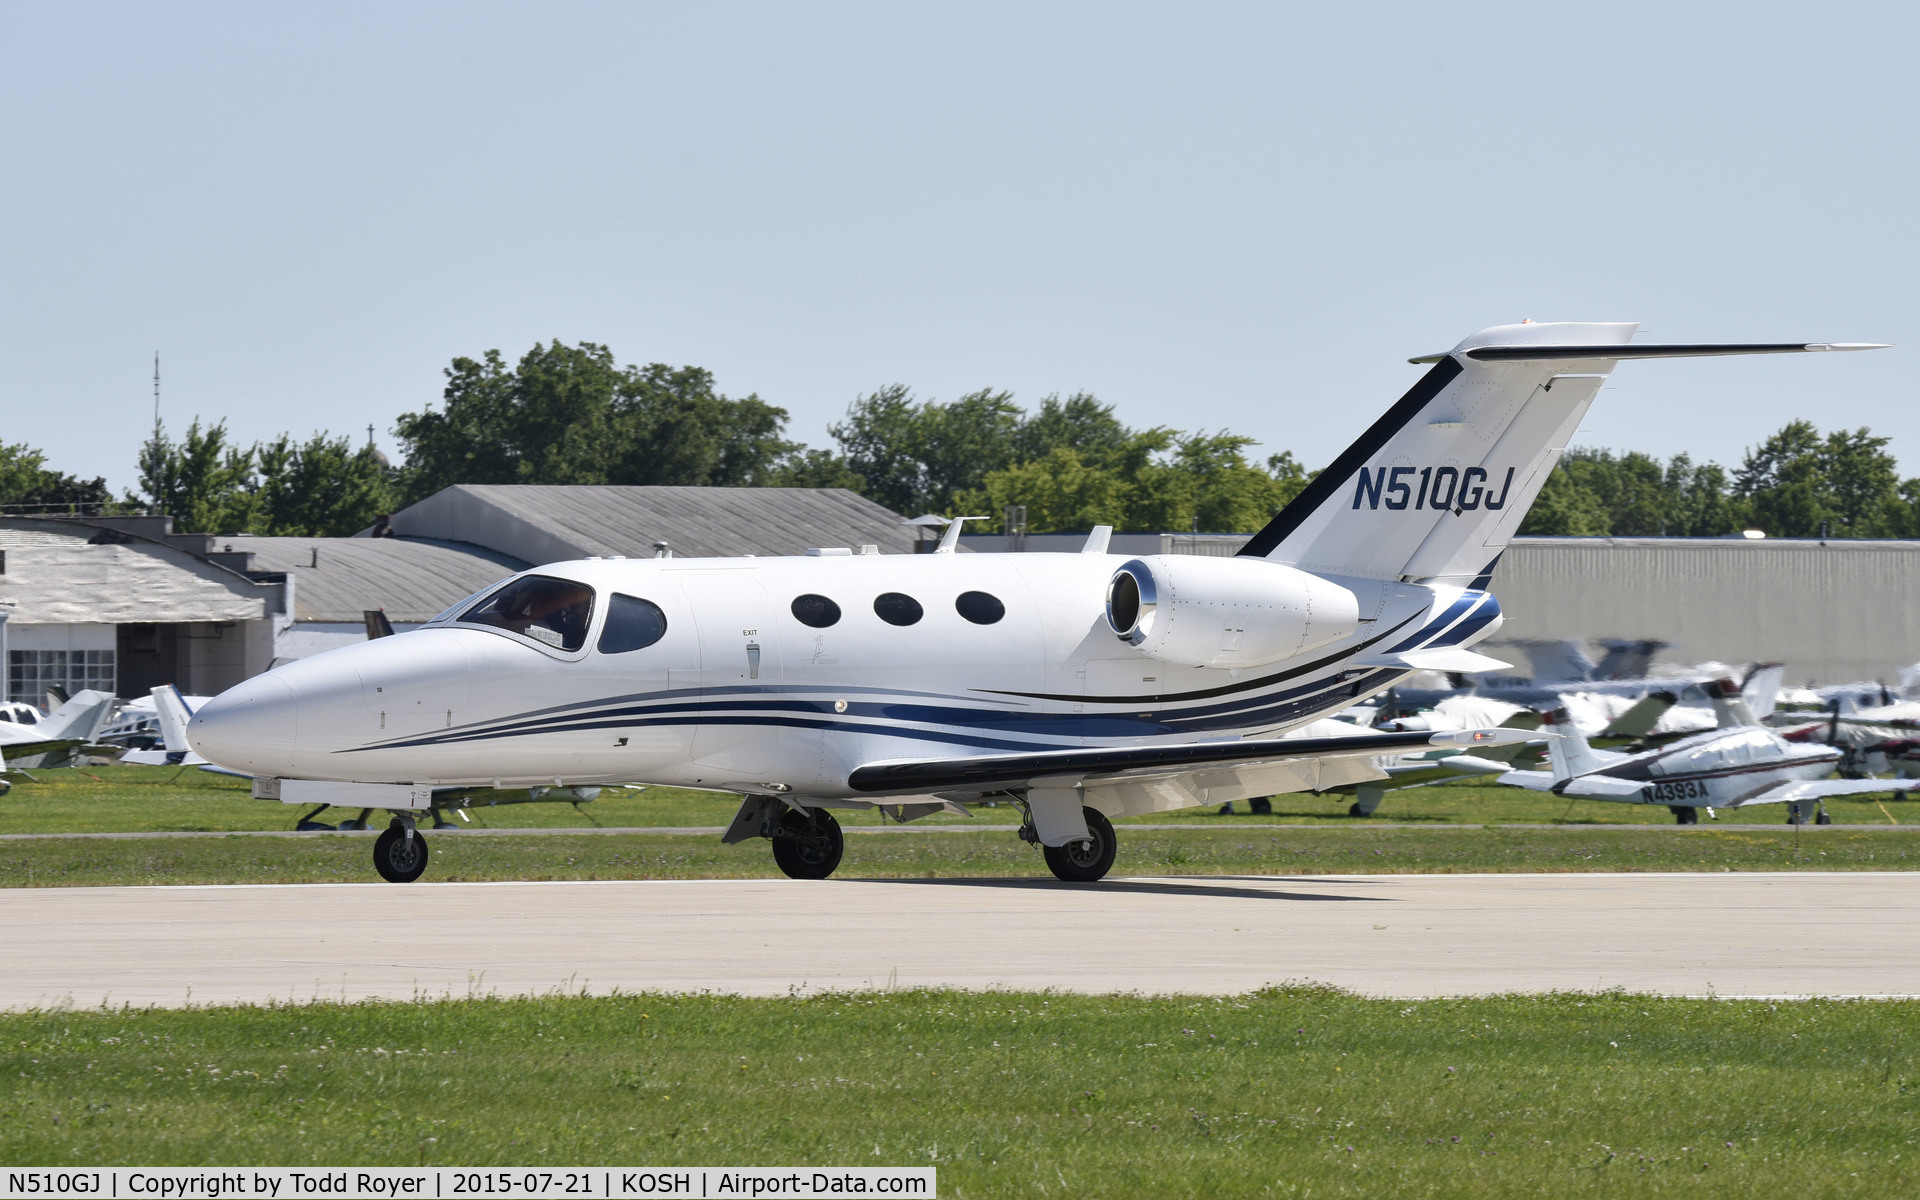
965 531 1920 686
0 517 285 703
221 536 530 662
0 486 937 695
385 484 924 562
1488 538 1920 686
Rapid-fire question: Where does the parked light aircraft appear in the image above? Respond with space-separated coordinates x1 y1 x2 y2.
1499 677 1900 823
186 324 1884 882
0 690 117 778
114 686 209 766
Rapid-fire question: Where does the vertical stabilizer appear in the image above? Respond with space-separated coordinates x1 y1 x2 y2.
1708 678 1760 729
1741 663 1784 722
1543 706 1604 783
41 690 116 742
1240 322 1636 582
151 685 196 754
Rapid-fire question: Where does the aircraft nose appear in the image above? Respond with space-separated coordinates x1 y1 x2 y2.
187 673 300 775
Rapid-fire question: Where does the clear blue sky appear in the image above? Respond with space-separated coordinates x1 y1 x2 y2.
1 1 1910 495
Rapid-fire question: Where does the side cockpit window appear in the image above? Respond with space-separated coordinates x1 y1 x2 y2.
598 593 669 654
460 575 595 651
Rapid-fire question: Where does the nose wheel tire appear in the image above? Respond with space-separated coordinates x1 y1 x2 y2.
1042 807 1117 883
373 822 429 883
771 807 844 880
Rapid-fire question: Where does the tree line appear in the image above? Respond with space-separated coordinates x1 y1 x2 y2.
0 339 1912 540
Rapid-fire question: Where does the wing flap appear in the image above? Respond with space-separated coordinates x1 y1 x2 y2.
847 728 1531 795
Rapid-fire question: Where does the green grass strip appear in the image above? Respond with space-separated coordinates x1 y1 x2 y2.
3 989 1918 1196
4 826 1920 887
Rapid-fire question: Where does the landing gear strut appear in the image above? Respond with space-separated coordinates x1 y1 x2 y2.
373 818 429 883
771 807 844 880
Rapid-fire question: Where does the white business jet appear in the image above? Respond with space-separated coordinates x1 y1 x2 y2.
186 324 1884 882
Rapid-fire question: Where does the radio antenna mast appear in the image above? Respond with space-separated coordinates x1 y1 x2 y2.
153 352 160 424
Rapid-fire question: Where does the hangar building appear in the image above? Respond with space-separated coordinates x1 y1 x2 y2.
0 485 919 698
963 531 1920 686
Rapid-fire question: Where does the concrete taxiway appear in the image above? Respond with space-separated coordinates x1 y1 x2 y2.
4 872 1919 1008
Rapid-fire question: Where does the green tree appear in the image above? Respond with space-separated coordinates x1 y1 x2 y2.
255 433 397 537
1733 421 1905 537
607 364 795 488
0 443 110 512
828 386 1025 515
135 419 257 534
392 342 797 504
764 448 865 491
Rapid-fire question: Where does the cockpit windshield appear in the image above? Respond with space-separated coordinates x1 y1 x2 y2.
459 575 596 651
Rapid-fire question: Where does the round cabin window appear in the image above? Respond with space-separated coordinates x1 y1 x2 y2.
791 594 842 628
873 592 924 626
955 590 1005 625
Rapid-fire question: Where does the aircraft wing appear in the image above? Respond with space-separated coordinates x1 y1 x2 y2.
1497 768 1558 792
1728 777 1911 807
846 728 1534 795
0 737 90 764
1555 774 1654 799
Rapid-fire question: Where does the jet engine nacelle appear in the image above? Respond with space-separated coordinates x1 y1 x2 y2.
1103 555 1361 670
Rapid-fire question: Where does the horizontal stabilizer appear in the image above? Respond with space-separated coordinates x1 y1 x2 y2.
1410 343 1889 364
1354 647 1513 673
1555 773 1651 799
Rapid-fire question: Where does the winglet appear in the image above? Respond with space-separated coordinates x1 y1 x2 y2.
1081 525 1113 554
935 517 987 554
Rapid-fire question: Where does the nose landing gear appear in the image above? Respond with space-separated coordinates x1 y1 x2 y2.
373 817 430 883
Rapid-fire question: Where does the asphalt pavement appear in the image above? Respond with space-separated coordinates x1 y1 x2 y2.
4 871 1917 1007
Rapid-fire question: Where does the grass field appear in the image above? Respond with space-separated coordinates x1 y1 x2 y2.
3 763 1918 835
3 989 1916 1196
4 824 1920 887
4 765 1920 887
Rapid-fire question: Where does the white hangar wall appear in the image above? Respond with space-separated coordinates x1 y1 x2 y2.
1484 538 1920 686
966 532 1920 686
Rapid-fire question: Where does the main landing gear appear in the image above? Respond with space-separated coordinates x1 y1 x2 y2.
1036 807 1117 883
723 794 1121 883
770 807 845 880
373 817 429 883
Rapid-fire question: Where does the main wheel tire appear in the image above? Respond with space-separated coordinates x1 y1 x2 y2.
1815 809 1833 825
1248 797 1272 815
1670 805 1699 825
1042 806 1117 883
771 807 844 880
372 822 429 883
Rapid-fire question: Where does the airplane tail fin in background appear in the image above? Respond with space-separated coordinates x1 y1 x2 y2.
1543 706 1604 783
152 685 195 754
41 690 116 742
1708 677 1761 729
1237 325 1886 584
1741 663 1784 722
1598 691 1678 740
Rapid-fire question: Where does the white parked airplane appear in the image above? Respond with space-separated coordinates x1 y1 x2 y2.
0 690 118 776
1498 698 1899 824
186 323 1884 882
116 685 209 766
